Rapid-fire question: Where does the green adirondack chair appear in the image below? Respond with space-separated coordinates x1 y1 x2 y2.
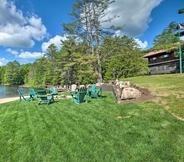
89 84 96 92
17 89 32 102
29 88 37 99
50 86 58 95
88 84 102 98
36 88 54 105
71 87 88 104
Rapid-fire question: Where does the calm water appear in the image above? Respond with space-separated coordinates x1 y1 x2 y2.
0 85 30 98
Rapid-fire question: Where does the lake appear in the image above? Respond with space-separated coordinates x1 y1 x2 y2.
0 85 30 98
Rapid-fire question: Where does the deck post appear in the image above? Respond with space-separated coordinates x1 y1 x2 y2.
178 24 183 73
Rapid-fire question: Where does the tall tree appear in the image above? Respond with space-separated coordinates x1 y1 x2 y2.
101 36 147 80
4 60 23 85
62 0 122 83
28 57 47 86
44 44 59 84
60 39 97 84
0 66 6 84
152 21 179 50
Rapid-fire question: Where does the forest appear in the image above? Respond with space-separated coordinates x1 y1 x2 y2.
0 36 147 86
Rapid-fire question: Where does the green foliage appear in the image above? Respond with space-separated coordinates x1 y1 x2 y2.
3 60 25 85
0 66 6 84
32 58 47 86
62 0 122 83
151 21 179 51
102 36 147 81
0 35 148 85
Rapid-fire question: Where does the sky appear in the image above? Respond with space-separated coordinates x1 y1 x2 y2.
0 0 184 66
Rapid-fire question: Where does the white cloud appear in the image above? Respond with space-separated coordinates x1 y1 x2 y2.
4 34 68 61
103 0 163 37
0 57 9 66
42 35 68 52
134 38 148 49
18 51 44 59
6 48 19 55
0 0 48 48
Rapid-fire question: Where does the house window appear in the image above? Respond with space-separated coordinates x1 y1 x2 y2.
163 54 168 58
152 57 156 61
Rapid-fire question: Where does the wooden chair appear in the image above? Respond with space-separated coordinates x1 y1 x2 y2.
29 88 37 99
17 89 32 102
50 86 58 95
36 88 54 105
88 85 102 99
71 87 89 104
88 84 96 92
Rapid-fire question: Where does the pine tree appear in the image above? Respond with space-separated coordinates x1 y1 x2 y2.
62 0 122 83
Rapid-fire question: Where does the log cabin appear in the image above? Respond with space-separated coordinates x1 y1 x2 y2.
143 48 184 74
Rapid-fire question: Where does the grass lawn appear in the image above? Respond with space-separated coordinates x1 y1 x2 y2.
122 73 184 119
1 74 184 161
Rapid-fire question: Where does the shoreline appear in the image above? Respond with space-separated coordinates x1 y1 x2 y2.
0 97 19 104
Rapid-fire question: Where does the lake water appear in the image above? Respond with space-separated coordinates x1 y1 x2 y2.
0 85 30 98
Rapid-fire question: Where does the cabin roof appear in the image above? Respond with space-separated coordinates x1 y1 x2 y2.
143 49 166 58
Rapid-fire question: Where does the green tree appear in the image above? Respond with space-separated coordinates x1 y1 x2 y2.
28 57 47 86
60 39 97 84
44 44 59 85
62 0 122 83
152 21 179 50
0 66 6 84
4 60 23 85
101 36 147 80
20 63 32 85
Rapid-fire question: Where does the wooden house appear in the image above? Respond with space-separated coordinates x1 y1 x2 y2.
143 49 184 74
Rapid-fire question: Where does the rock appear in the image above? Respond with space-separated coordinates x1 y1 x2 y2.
119 84 129 89
66 95 72 99
121 87 141 100
79 85 85 88
116 87 122 99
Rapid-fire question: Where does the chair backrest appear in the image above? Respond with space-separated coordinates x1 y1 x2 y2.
36 88 47 96
89 85 102 98
17 89 31 102
89 84 96 92
29 88 37 98
72 87 87 104
50 86 58 95
71 84 77 91
77 87 87 103
96 85 102 92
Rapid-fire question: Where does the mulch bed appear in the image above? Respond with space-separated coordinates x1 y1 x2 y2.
118 84 155 103
102 84 155 103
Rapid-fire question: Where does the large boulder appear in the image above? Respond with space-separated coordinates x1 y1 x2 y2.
121 87 141 100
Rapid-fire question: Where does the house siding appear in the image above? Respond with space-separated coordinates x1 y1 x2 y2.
144 50 184 74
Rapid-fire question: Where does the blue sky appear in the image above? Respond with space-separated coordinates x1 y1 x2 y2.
0 0 184 66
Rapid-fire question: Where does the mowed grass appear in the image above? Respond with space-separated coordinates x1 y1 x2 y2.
0 74 184 161
122 73 184 119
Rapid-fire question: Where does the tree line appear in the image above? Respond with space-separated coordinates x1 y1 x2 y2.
0 36 147 86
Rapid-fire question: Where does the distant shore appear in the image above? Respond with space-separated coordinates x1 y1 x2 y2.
0 97 19 104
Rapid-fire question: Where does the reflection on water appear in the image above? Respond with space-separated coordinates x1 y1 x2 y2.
0 85 30 98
